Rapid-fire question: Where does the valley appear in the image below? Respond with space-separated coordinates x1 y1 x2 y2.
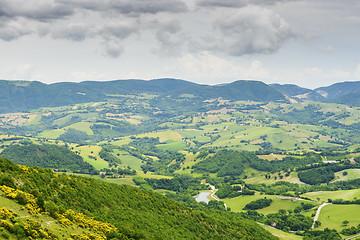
1 79 360 239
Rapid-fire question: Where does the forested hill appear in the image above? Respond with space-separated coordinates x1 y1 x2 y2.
0 79 196 113
168 80 286 102
0 79 286 113
0 143 95 173
0 158 278 239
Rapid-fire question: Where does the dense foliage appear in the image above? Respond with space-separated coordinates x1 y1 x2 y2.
0 158 278 240
303 228 342 240
0 143 95 173
192 150 322 177
243 198 273 210
125 137 185 174
341 224 360 236
298 167 335 185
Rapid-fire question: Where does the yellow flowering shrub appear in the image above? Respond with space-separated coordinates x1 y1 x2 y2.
0 207 17 219
70 233 105 240
0 185 41 215
64 209 116 235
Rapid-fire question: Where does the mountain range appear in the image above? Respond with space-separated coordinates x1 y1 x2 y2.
0 78 360 113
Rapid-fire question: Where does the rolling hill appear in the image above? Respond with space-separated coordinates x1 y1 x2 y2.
0 157 278 239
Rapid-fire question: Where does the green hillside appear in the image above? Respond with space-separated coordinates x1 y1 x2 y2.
0 158 278 239
169 80 286 102
0 143 95 173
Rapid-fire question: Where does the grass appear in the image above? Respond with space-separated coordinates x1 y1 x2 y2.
136 172 173 179
112 149 143 171
156 141 187 151
259 198 316 215
260 224 303 240
317 204 360 232
223 194 314 214
332 169 360 182
64 122 94 135
302 189 360 202
74 145 109 169
245 171 305 185
136 130 182 143
38 129 66 139
0 194 99 239
257 154 287 161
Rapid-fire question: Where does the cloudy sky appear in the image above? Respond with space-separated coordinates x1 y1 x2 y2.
0 0 359 88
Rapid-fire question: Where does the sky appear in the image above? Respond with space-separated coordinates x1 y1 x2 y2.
0 0 359 89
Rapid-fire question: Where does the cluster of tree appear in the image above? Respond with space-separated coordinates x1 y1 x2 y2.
0 143 95 173
249 178 360 198
330 198 360 205
58 128 91 143
298 162 360 185
341 223 360 236
136 175 207 194
125 137 185 174
298 167 335 185
192 150 256 177
117 168 136 176
263 211 314 231
302 228 342 240
243 198 272 210
241 208 318 232
247 181 303 196
192 150 322 177
91 119 139 138
99 146 120 163
216 184 254 199
293 202 316 213
276 104 333 125
0 157 278 240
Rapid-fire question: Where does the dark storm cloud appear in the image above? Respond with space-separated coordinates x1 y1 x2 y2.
60 0 188 15
0 18 32 41
0 0 188 21
154 19 183 55
207 5 295 56
0 0 73 20
196 0 245 8
196 0 296 8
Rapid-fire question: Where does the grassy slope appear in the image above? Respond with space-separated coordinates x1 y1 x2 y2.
302 189 360 202
223 194 317 215
0 194 98 239
317 204 360 232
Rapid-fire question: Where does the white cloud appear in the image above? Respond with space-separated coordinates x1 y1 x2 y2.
0 64 41 80
69 71 120 82
165 51 270 84
356 64 360 79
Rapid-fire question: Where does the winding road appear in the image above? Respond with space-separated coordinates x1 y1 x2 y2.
312 203 331 229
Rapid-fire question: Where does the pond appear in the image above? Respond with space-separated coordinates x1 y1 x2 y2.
195 191 211 204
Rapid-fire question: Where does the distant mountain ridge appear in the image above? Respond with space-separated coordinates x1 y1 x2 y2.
273 81 360 106
169 80 286 102
1 79 359 113
0 79 285 113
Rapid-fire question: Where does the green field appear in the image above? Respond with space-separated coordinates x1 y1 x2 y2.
332 169 360 182
64 122 94 135
223 194 315 214
74 145 109 169
317 204 360 232
260 224 303 240
112 149 143 171
38 129 66 139
302 189 360 202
